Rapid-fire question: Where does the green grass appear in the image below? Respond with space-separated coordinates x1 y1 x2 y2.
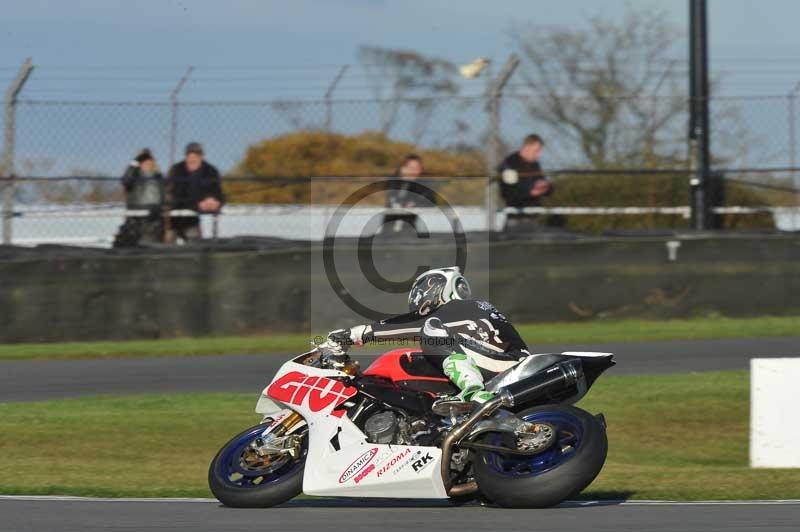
1 315 798 361
0 335 306 362
517 315 800 345
0 393 257 498
1 370 799 500
579 371 800 500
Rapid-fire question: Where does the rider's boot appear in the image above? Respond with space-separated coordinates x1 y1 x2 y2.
432 352 496 415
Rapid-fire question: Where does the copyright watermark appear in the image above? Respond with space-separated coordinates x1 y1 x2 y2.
321 179 468 322
312 334 471 349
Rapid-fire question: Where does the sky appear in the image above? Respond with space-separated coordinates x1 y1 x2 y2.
2 0 800 175
3 0 800 99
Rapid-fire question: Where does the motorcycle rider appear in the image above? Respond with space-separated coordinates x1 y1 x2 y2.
326 267 531 410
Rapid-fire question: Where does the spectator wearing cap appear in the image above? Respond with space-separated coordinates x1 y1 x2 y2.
497 134 554 231
165 142 225 242
113 148 165 247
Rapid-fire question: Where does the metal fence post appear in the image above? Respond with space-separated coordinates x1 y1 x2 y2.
2 58 34 245
689 0 711 230
790 93 795 171
789 83 800 188
484 54 519 232
791 85 800 230
325 65 349 132
169 66 193 168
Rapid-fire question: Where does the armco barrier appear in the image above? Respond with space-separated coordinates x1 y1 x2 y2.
0 233 799 343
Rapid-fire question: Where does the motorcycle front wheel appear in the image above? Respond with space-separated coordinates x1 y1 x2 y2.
208 422 307 508
473 404 607 508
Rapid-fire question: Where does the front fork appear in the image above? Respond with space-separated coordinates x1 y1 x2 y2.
250 411 306 460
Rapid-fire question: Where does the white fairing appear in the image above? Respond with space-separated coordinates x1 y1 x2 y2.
255 395 283 415
561 351 614 358
258 357 448 499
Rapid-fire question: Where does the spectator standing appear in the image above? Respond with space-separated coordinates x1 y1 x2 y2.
497 134 554 231
383 154 437 235
165 142 225 242
113 148 165 247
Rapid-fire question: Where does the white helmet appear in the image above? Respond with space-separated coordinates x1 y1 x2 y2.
408 266 472 316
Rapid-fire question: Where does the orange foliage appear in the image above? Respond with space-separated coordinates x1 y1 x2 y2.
224 131 486 205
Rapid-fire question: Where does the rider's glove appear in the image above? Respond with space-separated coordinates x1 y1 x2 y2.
327 325 371 348
326 329 352 349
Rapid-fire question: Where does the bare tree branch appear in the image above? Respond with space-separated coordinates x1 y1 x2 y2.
513 6 688 167
357 46 459 139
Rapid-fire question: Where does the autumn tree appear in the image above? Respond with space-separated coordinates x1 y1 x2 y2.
226 131 485 205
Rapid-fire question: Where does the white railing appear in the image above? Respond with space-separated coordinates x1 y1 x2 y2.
7 203 799 247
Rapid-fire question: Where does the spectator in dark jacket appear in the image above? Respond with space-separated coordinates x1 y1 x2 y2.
497 134 554 231
165 142 225 242
113 148 164 247
385 154 437 208
383 154 437 236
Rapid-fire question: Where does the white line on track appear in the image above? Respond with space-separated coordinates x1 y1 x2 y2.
582 500 800 506
0 495 217 503
1 495 800 506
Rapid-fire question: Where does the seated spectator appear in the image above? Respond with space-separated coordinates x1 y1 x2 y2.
165 142 225 243
383 154 437 235
498 134 554 231
113 148 165 247
386 154 437 208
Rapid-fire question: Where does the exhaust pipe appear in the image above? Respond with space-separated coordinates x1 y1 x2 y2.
441 393 509 496
440 360 583 496
501 360 582 407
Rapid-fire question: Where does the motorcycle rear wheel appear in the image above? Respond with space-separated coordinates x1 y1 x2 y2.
208 422 306 508
473 404 607 508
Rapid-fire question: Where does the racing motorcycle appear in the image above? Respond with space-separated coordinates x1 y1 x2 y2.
208 343 614 508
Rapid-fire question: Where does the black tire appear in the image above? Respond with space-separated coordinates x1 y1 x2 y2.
208 423 306 508
473 404 607 508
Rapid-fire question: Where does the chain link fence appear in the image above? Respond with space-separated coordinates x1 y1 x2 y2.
2 77 800 246
9 93 800 175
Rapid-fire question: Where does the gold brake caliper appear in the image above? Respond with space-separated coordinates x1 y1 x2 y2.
242 412 305 469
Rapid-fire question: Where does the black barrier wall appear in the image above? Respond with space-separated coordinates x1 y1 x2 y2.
1 234 799 343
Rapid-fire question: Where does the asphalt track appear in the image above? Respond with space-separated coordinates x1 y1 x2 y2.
0 337 798 402
1 497 799 532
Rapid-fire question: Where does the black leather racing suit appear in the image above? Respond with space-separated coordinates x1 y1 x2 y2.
364 299 531 379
